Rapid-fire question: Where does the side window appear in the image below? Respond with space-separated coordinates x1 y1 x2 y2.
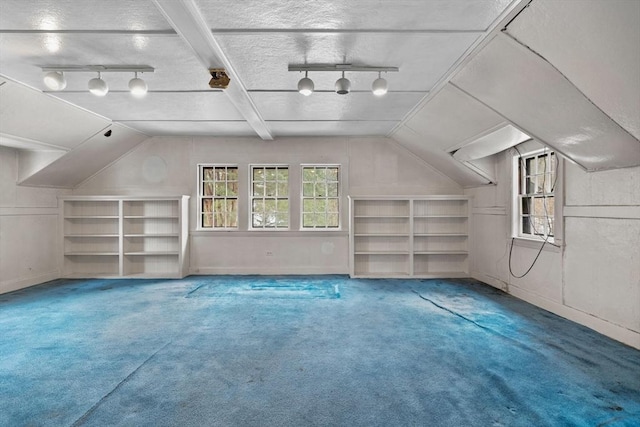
251 166 289 229
199 165 238 229
515 150 556 241
301 165 340 229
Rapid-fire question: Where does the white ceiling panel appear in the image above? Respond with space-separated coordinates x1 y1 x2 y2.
20 123 148 188
215 32 480 92
403 84 505 151
0 78 110 149
197 0 512 31
252 92 424 121
119 121 256 137
53 92 244 121
452 33 640 171
0 0 173 31
268 121 396 137
506 0 640 140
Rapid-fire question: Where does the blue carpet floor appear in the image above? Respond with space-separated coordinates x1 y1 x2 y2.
0 276 638 426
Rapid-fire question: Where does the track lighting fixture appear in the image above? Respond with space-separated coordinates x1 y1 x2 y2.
297 71 314 96
371 72 388 96
88 72 108 96
41 65 154 97
128 72 148 97
289 63 398 96
335 71 351 95
43 71 66 91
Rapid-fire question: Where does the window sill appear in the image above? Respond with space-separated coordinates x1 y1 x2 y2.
191 230 348 237
512 237 562 253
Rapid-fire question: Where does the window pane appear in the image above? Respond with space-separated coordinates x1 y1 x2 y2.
265 182 276 197
215 182 226 196
264 199 276 212
252 214 263 227
303 183 314 197
202 198 213 213
277 168 288 181
327 167 339 181
227 182 238 197
327 198 339 212
521 197 530 215
526 157 534 175
526 176 536 194
215 168 226 180
314 183 327 197
253 181 264 196
522 217 531 235
227 168 238 180
315 199 326 212
537 156 547 174
203 213 213 228
203 182 214 196
302 168 315 181
277 182 288 197
303 199 314 212
253 168 264 180
533 197 546 216
303 213 315 227
265 168 277 180
327 214 339 227
314 168 327 181
277 199 289 213
253 199 264 213
203 167 214 180
327 183 338 197
545 196 555 216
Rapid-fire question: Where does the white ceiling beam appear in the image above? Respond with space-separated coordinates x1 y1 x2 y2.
151 0 273 140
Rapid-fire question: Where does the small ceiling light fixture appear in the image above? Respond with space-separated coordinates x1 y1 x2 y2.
297 71 314 96
288 63 398 96
41 65 154 96
128 72 148 97
371 72 388 96
88 72 108 96
43 71 66 91
335 71 351 95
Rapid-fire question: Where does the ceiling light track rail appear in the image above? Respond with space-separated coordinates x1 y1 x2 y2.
41 65 155 73
288 64 398 73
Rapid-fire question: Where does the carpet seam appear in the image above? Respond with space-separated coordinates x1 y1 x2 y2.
70 341 172 427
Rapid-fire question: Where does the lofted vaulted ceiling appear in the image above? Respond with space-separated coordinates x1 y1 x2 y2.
1 0 638 189
0 0 518 139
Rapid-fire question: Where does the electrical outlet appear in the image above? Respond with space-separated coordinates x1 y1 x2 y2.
266 251 273 257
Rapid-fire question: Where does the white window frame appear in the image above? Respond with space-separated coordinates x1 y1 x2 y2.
249 164 290 230
512 147 562 246
197 164 239 230
300 164 341 230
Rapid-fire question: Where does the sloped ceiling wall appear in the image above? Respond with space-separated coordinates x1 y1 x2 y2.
391 0 640 183
0 78 148 188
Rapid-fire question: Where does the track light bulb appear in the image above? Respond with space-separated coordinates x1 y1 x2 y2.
297 71 314 96
43 71 66 91
335 72 350 95
372 73 388 96
88 72 108 96
128 72 148 97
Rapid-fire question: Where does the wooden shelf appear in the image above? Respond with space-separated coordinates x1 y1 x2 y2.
125 251 179 256
65 252 119 256
60 196 189 279
350 196 470 278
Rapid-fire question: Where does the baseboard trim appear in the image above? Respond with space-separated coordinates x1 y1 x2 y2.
0 271 60 295
472 272 639 350
191 267 349 275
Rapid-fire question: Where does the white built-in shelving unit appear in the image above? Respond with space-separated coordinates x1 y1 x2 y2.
60 196 189 279
349 196 470 278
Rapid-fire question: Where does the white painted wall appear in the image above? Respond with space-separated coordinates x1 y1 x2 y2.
467 150 640 349
74 136 461 275
0 146 70 294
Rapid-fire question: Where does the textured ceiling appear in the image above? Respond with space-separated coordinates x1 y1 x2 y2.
0 0 515 139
